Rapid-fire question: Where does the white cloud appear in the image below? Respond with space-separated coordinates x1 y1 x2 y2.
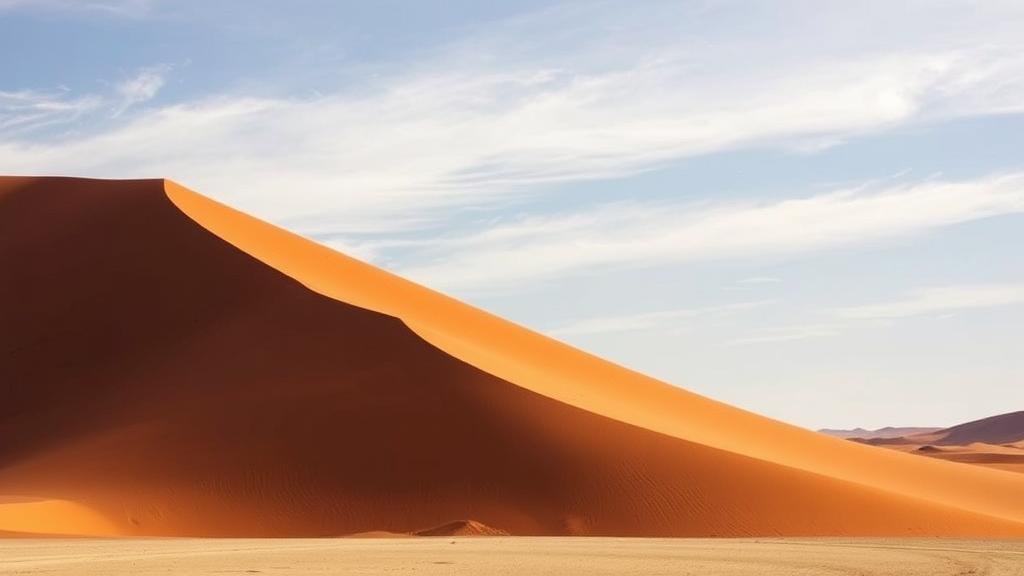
113 67 168 116
399 173 1024 290
548 301 770 337
0 90 102 136
0 0 156 17
729 282 1024 346
836 283 1024 320
1 2 1023 235
0 66 170 137
728 324 844 346
737 277 782 285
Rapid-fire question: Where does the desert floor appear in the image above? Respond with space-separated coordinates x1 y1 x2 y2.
1 537 1023 575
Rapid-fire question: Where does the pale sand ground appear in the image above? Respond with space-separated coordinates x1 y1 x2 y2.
1 538 1023 575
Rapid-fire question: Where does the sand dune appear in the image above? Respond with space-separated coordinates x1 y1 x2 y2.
413 520 509 537
344 519 507 538
850 412 1024 474
818 427 940 440
3 176 1024 537
907 411 1024 446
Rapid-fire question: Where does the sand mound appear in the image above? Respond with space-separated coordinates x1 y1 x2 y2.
849 413 1024 475
3 176 1024 538
909 411 1024 446
819 427 940 440
343 530 412 538
413 520 510 537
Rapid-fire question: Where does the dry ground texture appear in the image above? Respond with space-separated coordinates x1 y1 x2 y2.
1 538 1023 575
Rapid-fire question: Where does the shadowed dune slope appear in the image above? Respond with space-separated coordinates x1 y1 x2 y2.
164 179 1024 528
2 176 1024 538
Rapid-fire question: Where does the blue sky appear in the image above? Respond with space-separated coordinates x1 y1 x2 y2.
2 0 1023 429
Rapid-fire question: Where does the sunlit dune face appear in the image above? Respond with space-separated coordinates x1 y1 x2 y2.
164 179 1024 531
0 498 119 537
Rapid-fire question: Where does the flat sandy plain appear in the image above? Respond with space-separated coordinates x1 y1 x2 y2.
1 538 1023 575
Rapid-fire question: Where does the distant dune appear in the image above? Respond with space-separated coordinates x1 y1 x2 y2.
908 411 1024 446
844 412 1024 475
413 520 509 537
818 427 941 440
3 176 1024 537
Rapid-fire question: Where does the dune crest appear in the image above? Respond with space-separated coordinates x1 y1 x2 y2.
2 176 1024 537
413 520 510 537
164 179 1024 528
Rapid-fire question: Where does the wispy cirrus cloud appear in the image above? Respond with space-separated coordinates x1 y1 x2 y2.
1 2 1024 237
737 277 782 286
0 0 157 17
727 283 1024 346
112 66 169 117
0 89 102 136
836 283 1024 320
727 324 845 346
548 301 771 337
399 173 1024 291
0 66 170 136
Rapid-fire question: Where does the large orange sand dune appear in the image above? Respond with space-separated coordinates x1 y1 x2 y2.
2 176 1024 537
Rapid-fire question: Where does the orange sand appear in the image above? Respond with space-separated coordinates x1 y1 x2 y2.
0 499 117 536
2 176 1024 537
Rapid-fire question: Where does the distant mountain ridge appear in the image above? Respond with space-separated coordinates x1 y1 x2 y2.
827 411 1024 475
818 427 941 440
835 411 1024 447
821 411 1024 446
908 411 1024 446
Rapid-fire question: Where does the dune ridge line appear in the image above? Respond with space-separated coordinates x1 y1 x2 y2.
164 178 1024 527
1 176 1023 537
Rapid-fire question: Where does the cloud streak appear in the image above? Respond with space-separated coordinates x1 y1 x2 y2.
1 2 1024 236
548 301 771 337
399 173 1024 290
112 67 168 117
728 324 845 346
0 0 156 17
836 283 1024 320
0 90 102 136
729 282 1024 347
